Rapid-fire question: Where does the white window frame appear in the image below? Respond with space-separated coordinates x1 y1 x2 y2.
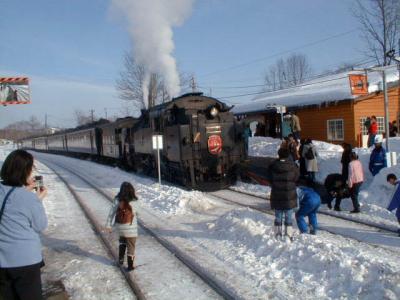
359 116 385 135
327 119 344 141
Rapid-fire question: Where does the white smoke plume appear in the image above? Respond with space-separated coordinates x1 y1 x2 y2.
111 0 194 106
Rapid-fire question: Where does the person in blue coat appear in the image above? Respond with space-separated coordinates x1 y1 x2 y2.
369 135 387 176
0 150 48 300
295 180 321 235
387 174 400 236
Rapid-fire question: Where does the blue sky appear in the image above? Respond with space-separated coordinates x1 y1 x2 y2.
0 0 365 128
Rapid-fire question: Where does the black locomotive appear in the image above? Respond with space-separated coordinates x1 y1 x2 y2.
20 93 246 190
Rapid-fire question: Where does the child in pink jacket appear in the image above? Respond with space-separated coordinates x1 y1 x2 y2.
348 152 364 213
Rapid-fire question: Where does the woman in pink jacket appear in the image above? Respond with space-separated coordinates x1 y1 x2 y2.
348 152 364 213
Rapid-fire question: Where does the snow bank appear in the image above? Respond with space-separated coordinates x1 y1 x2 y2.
207 208 400 299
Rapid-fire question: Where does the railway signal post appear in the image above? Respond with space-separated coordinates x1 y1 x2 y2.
152 135 163 185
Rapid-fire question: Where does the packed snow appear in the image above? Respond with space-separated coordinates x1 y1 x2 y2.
1 143 400 299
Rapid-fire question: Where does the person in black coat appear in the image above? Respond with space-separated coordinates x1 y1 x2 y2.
341 143 352 181
324 173 350 211
268 148 300 240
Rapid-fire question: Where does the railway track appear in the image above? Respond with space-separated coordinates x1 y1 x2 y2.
44 162 145 300
39 157 234 300
208 189 400 251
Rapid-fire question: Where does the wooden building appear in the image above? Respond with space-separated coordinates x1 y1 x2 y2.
233 67 399 148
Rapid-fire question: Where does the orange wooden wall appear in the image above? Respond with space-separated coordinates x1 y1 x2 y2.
294 86 400 147
295 101 355 145
353 87 400 146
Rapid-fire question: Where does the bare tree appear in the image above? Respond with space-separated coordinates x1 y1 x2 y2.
74 109 93 126
264 54 312 91
116 53 170 111
353 0 400 66
0 116 45 140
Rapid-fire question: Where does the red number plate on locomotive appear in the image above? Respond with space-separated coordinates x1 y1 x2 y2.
208 135 222 155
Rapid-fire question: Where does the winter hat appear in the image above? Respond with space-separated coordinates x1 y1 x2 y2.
374 134 383 144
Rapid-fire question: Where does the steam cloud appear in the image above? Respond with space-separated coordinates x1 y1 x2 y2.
111 0 194 105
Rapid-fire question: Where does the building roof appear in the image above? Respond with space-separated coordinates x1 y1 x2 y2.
232 65 399 115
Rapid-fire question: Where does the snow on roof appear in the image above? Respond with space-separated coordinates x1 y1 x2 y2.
232 65 399 115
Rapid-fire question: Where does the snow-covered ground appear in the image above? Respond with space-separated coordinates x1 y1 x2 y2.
244 136 400 229
1 144 400 299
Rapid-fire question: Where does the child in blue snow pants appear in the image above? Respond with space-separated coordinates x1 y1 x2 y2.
296 186 321 234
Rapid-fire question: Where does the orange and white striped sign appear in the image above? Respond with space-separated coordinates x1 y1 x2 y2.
0 77 31 105
0 77 29 83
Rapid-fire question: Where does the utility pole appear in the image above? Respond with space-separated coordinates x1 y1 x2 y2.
398 38 400 136
90 109 95 122
44 113 47 130
104 108 108 119
382 69 390 152
191 75 197 93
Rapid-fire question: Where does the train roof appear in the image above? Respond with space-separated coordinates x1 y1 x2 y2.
97 116 139 129
146 92 231 114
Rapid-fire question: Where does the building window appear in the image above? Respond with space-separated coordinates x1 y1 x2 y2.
327 119 344 141
359 117 385 135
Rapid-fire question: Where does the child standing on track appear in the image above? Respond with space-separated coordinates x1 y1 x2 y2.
106 182 139 271
387 174 400 237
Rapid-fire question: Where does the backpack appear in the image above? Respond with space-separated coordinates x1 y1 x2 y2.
305 147 315 160
115 200 134 224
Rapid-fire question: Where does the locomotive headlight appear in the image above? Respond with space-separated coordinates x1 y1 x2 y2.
210 106 219 117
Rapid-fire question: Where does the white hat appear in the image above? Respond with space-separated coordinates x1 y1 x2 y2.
374 134 383 144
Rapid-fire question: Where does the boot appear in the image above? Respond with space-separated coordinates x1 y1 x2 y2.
273 225 282 238
127 255 135 271
284 225 294 241
334 206 341 212
119 244 126 265
309 225 316 235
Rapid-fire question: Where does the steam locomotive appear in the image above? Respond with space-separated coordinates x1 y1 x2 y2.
20 93 246 190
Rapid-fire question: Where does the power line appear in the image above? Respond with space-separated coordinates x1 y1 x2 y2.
218 61 399 100
218 75 349 99
203 58 378 100
199 29 359 78
199 58 375 90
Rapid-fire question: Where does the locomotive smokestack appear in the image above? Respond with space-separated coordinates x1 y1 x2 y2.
111 0 194 107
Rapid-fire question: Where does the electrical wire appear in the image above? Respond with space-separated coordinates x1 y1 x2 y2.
199 58 375 90
199 29 359 78
217 75 349 99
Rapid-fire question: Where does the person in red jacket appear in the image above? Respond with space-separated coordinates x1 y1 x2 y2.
367 116 378 148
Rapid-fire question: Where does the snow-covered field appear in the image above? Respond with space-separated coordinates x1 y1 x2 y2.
1 144 400 299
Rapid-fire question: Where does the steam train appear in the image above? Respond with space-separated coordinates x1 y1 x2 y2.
20 93 247 190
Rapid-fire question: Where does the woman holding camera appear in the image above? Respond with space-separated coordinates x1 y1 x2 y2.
0 150 48 300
